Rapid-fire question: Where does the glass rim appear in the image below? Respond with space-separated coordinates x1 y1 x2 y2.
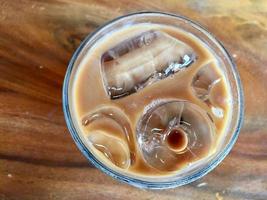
62 11 244 189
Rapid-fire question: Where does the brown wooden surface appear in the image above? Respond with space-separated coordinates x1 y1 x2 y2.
0 0 267 199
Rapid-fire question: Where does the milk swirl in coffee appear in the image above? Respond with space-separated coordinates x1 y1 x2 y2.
71 23 231 176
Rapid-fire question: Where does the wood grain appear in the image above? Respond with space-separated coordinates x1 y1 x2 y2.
0 0 267 199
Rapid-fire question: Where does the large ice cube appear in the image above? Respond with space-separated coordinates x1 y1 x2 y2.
136 100 215 171
101 30 197 99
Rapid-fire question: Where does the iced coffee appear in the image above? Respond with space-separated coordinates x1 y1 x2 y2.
71 23 231 176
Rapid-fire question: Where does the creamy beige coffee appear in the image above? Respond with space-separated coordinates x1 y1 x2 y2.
71 24 231 176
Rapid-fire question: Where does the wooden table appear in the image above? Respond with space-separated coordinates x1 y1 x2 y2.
0 0 266 199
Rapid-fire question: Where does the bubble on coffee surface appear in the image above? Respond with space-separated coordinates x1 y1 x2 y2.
192 62 225 118
88 131 131 169
101 30 197 99
82 106 136 168
136 100 215 171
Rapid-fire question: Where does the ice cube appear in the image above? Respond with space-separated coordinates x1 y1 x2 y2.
136 100 215 171
88 131 130 169
192 62 226 118
101 30 197 99
191 61 222 101
82 106 136 165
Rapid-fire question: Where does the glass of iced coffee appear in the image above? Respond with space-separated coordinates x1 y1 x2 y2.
63 12 243 189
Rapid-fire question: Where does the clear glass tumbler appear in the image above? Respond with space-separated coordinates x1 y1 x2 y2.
62 12 244 189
